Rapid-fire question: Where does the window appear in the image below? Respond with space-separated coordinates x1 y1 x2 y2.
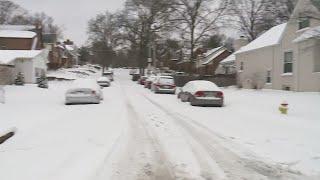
240 62 244 71
284 52 293 73
299 17 310 30
266 70 272 83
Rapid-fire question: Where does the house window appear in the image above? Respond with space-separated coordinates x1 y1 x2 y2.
266 70 272 83
299 17 310 30
284 52 293 73
240 62 244 71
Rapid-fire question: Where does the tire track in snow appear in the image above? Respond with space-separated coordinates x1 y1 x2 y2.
105 81 175 180
143 94 309 180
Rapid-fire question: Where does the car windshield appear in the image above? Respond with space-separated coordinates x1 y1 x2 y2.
1 1 319 180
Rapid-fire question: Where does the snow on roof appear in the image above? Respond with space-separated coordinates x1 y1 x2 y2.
0 25 36 31
65 45 75 51
202 47 228 65
293 26 320 43
204 47 221 57
0 50 43 65
0 30 36 38
220 53 235 64
236 23 287 54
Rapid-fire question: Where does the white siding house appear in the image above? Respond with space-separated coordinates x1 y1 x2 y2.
0 50 48 84
235 0 320 92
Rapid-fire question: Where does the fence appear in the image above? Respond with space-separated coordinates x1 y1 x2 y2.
174 74 236 87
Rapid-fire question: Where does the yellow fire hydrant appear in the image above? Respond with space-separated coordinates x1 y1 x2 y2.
279 101 289 115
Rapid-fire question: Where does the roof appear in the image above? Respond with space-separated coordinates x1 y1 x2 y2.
202 47 228 65
293 26 320 43
220 53 235 64
0 25 36 31
65 45 75 51
236 23 287 54
0 30 36 38
0 50 43 65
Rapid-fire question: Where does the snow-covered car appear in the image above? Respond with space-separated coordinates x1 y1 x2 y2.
102 71 114 81
178 80 224 107
144 76 157 89
151 76 176 94
65 79 103 105
97 77 111 87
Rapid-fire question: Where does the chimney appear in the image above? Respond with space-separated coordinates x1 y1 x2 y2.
234 36 249 51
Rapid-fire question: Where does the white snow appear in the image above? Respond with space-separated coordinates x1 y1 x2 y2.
1 69 320 179
236 23 287 54
0 30 36 38
202 47 227 65
0 50 43 65
183 80 222 93
293 26 320 43
65 45 75 51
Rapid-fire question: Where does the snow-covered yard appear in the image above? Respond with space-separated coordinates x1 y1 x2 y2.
0 68 320 180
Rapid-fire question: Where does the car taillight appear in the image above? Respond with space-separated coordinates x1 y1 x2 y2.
155 83 161 87
195 91 205 97
216 91 224 98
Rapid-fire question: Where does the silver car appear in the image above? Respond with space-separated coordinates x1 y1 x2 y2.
151 76 176 94
178 80 224 107
97 77 111 87
65 79 103 105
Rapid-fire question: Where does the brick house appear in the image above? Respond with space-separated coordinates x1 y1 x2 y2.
48 40 79 69
0 25 43 50
196 46 231 76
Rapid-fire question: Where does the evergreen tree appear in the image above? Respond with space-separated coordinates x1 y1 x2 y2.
14 72 25 86
38 74 48 89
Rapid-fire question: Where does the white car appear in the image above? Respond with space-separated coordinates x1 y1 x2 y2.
97 77 111 87
151 76 176 94
178 80 224 107
65 79 103 105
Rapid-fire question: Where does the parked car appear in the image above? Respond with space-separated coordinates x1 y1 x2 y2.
138 76 148 85
102 71 114 81
178 80 224 107
144 76 157 89
132 73 140 81
130 68 138 75
65 79 103 105
151 76 176 94
97 77 111 87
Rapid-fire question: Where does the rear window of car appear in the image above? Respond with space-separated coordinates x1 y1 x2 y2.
159 77 174 84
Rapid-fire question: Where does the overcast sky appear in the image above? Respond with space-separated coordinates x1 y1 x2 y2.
12 0 126 45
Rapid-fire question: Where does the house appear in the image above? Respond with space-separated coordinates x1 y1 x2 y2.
215 53 236 75
48 40 79 69
0 25 43 50
196 46 231 76
235 0 320 91
0 50 48 85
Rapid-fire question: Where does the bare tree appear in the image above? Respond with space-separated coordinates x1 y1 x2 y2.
173 0 229 62
117 0 175 69
0 0 26 24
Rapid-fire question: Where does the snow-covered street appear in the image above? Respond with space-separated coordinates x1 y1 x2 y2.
1 69 320 180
